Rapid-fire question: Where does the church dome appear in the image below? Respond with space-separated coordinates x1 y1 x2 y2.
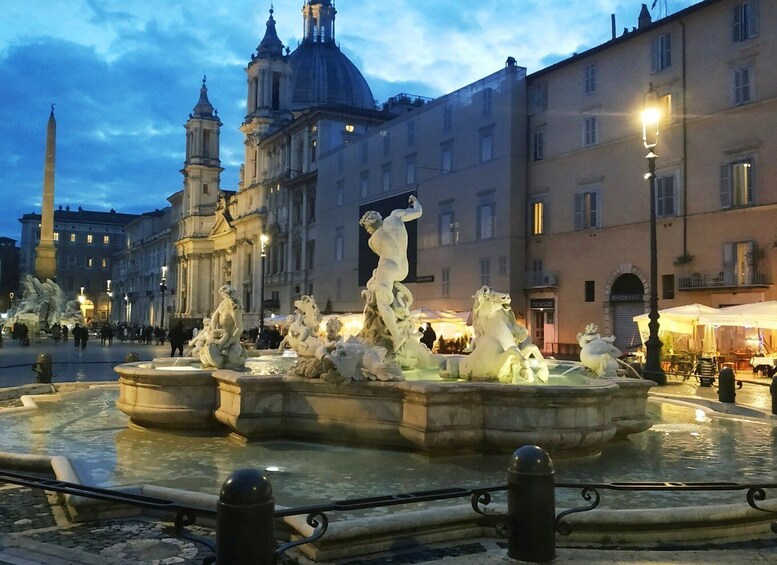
289 41 375 110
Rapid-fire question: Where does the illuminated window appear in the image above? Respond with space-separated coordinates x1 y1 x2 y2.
103 235 110 245
87 234 93 244
53 232 59 242
87 257 94 268
721 158 755 208
70 233 76 242
345 124 355 133
531 200 545 235
101 258 107 268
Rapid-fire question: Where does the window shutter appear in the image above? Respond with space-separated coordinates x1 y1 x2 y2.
720 164 731 208
747 158 755 204
651 38 658 73
590 192 599 227
733 4 743 41
574 194 583 230
748 0 759 38
722 243 734 285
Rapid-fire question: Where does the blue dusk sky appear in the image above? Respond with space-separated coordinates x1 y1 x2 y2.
0 0 701 240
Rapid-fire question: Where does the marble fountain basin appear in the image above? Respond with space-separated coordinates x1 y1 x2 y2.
115 357 654 456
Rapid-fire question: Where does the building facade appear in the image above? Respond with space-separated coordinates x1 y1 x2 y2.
0 237 20 312
525 0 776 351
110 208 174 327
18 206 138 324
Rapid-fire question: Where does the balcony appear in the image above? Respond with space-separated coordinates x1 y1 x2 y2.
525 271 558 289
678 269 771 291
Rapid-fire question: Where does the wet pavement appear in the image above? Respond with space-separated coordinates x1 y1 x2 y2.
0 342 775 563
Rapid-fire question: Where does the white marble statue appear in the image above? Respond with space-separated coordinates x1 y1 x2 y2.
459 286 549 384
359 195 422 355
200 285 247 370
577 323 637 378
7 274 82 333
186 318 211 358
323 337 404 384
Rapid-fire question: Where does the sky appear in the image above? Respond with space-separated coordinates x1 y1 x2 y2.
0 0 702 241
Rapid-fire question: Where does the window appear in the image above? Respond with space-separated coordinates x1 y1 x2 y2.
334 226 344 261
87 257 94 268
483 87 493 116
651 33 672 72
407 120 416 145
441 143 453 173
733 66 752 106
733 1 759 42
70 233 76 242
476 193 495 240
307 240 315 269
655 174 676 217
203 183 209 194
574 189 600 230
499 255 507 276
529 82 547 114
584 63 596 95
583 116 598 147
479 131 493 162
584 280 595 302
381 164 391 192
101 258 107 268
53 232 59 242
405 157 416 185
720 158 755 208
443 104 452 132
480 259 491 287
438 200 455 246
335 278 342 300
360 171 369 198
336 180 344 206
382 131 390 156
530 200 545 235
441 267 450 297
103 235 110 245
311 139 317 162
87 234 93 244
662 274 675 300
532 130 544 161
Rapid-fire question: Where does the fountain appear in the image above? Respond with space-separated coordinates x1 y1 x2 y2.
115 196 654 455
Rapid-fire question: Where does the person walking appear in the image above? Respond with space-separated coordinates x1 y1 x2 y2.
421 323 437 350
73 323 82 348
168 322 186 357
80 326 88 349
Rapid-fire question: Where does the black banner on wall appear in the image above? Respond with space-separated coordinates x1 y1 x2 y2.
358 190 418 287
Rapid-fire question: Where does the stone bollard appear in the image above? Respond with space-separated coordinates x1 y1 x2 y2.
125 352 139 363
507 445 556 563
31 353 53 383
771 376 777 416
217 469 275 564
717 367 737 403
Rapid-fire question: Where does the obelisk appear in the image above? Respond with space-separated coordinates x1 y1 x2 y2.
34 105 57 281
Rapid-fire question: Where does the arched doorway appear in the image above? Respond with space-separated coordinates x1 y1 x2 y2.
610 273 644 351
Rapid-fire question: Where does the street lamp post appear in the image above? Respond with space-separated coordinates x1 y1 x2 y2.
106 279 113 324
259 235 269 333
641 83 666 385
159 265 168 329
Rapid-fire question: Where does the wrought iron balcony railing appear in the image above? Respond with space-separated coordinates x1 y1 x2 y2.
678 269 771 290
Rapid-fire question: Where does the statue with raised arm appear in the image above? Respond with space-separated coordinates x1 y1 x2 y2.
359 195 422 355
200 285 247 370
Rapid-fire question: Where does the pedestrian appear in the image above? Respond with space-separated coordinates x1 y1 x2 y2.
73 323 82 348
421 323 437 350
81 326 88 349
62 324 69 341
168 322 186 357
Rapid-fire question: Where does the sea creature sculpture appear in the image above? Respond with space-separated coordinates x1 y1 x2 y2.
459 286 549 384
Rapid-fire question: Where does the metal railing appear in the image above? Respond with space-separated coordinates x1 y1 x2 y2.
679 269 771 290
3 445 777 564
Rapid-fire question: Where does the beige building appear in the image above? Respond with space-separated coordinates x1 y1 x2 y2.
524 0 776 352
315 62 528 319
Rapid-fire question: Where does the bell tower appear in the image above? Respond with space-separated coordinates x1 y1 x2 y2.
182 76 222 222
240 7 292 190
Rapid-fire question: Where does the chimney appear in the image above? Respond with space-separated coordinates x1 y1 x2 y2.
611 14 616 40
638 3 652 29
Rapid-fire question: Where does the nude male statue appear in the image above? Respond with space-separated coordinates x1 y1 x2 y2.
359 195 422 351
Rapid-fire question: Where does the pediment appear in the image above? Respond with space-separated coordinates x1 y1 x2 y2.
209 211 235 239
